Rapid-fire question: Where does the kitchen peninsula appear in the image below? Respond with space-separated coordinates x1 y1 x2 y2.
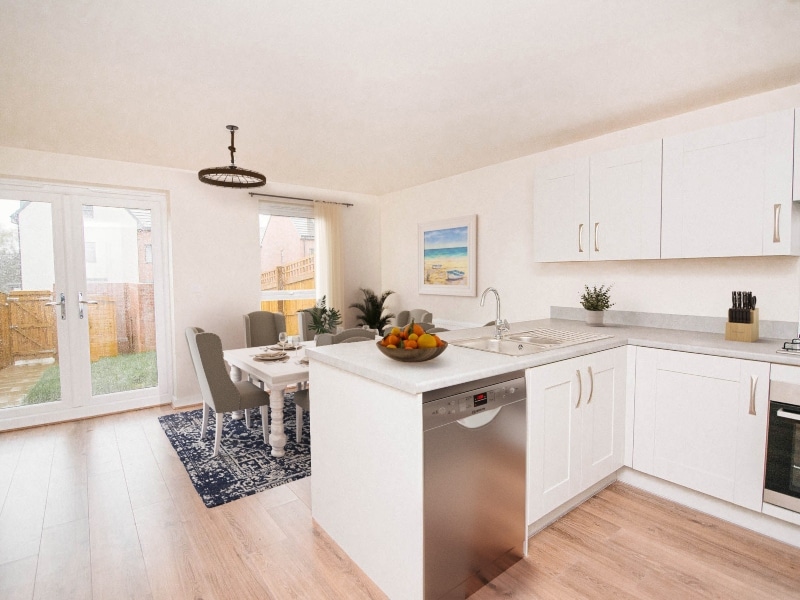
305 316 800 600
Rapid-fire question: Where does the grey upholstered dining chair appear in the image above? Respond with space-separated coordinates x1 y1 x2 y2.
244 310 286 347
296 309 316 342
185 327 270 456
395 309 433 327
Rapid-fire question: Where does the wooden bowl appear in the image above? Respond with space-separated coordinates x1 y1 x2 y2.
375 340 448 363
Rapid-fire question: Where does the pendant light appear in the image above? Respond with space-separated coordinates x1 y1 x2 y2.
198 125 266 188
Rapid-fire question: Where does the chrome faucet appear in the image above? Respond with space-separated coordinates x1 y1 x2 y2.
480 287 509 339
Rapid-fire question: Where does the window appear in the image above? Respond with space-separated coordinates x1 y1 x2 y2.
259 200 316 335
144 244 152 264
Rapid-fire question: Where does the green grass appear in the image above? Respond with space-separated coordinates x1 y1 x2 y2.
23 351 158 405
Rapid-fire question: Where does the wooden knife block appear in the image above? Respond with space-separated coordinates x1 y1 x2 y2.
725 309 759 342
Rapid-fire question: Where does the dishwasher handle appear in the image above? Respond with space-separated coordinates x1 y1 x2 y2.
456 407 502 429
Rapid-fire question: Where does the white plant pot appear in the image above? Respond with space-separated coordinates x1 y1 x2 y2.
584 309 605 326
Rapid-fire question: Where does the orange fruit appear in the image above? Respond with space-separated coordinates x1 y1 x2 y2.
413 324 425 336
405 339 418 349
385 334 400 347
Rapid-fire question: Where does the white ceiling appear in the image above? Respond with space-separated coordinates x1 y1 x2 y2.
2 1 800 195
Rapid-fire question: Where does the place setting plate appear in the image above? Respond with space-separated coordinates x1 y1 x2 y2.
253 351 289 362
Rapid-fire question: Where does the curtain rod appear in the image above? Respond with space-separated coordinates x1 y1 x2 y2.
248 192 353 207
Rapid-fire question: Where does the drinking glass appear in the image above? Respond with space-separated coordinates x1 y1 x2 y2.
290 335 301 356
278 332 287 348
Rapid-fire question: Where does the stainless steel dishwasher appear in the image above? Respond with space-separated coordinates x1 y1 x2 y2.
423 371 527 599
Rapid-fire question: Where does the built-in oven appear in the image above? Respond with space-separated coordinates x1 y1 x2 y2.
764 365 800 513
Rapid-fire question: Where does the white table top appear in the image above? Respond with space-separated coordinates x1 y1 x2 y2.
223 343 311 388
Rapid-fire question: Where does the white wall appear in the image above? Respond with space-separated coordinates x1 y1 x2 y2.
0 147 381 407
380 83 800 330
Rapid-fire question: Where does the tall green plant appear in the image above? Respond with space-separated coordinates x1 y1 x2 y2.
308 295 342 334
349 287 395 331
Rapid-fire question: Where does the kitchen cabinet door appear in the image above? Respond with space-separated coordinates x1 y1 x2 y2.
580 347 627 486
632 348 769 511
589 140 662 260
532 157 590 262
527 347 626 523
661 109 797 258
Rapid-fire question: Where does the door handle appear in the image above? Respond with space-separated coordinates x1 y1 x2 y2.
578 224 584 253
586 366 595 404
45 292 66 320
594 223 600 253
575 369 583 408
748 375 757 416
776 408 800 422
78 292 98 319
773 204 781 244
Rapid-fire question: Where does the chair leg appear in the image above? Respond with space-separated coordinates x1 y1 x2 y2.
214 412 224 457
200 403 210 440
244 408 251 429
296 406 303 442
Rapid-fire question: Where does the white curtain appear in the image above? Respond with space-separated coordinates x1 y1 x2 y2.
313 201 344 315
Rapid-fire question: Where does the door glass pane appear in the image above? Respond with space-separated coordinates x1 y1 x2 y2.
0 199 61 408
83 205 157 396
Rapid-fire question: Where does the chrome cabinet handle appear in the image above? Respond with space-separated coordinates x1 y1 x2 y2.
578 224 584 253
773 204 781 243
594 223 600 253
45 292 66 320
575 369 583 408
78 292 98 320
586 366 595 404
748 375 757 416
777 408 800 422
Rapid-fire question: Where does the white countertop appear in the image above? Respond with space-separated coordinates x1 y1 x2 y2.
304 319 800 394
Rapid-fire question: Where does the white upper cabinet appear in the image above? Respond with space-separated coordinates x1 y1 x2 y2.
589 140 663 261
532 157 590 262
662 109 799 258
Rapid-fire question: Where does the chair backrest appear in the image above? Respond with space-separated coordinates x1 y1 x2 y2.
396 309 433 327
316 328 377 346
244 311 286 347
185 327 240 413
296 309 316 342
427 327 449 334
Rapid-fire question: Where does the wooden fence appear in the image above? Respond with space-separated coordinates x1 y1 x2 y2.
0 285 155 368
260 255 316 335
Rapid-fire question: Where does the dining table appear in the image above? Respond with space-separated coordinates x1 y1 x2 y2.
223 342 311 457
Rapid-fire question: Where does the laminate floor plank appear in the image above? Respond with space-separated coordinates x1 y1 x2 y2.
32 518 92 600
0 555 38 600
133 499 208 600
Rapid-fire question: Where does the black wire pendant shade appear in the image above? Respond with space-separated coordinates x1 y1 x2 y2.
198 125 266 188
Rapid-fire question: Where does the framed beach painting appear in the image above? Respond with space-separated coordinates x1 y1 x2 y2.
418 215 477 296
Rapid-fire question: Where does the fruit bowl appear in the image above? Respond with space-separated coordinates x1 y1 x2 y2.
376 340 448 363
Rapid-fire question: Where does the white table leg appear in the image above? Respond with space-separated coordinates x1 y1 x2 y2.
267 385 288 457
227 363 245 421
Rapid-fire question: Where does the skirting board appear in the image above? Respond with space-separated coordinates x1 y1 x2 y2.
617 467 800 549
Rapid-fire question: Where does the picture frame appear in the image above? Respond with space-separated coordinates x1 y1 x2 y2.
418 215 477 296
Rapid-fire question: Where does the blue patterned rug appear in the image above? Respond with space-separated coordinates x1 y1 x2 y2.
158 393 310 508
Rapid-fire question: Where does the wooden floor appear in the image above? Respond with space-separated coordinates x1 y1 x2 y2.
0 406 798 600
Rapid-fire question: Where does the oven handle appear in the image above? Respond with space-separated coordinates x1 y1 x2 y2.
776 408 800 422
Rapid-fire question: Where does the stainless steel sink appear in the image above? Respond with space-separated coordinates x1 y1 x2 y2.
451 328 613 356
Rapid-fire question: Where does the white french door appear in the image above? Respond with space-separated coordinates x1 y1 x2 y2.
0 179 171 429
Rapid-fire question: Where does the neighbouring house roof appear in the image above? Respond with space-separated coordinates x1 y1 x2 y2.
291 217 314 240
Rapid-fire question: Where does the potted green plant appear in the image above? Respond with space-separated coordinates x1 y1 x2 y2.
349 287 395 333
580 284 614 326
307 295 342 335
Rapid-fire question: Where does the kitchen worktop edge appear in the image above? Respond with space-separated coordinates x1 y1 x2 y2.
305 318 800 394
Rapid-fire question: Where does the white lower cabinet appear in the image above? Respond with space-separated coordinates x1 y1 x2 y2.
632 347 770 511
527 347 627 523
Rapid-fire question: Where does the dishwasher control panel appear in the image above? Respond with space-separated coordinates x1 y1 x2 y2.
423 374 526 430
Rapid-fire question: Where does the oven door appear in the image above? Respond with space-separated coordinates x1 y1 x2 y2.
764 397 800 513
